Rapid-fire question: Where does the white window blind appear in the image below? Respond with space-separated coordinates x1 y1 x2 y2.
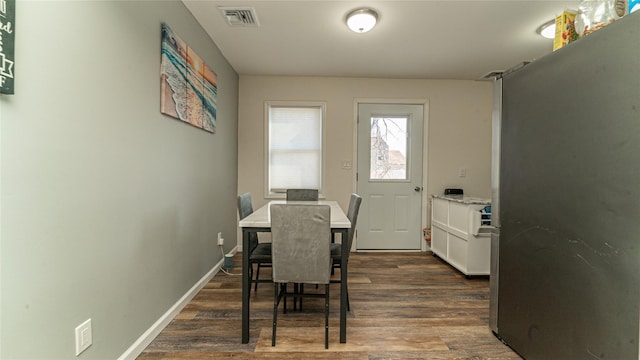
268 104 323 194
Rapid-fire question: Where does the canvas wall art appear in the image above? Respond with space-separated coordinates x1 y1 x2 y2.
0 0 15 94
160 23 217 133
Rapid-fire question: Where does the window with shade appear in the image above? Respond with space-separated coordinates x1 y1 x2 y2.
266 102 325 195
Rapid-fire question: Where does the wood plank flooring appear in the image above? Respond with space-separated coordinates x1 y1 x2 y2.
138 252 520 359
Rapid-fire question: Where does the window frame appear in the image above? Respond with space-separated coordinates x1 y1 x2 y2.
264 101 326 198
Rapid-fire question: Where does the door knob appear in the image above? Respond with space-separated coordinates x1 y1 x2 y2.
414 186 422 192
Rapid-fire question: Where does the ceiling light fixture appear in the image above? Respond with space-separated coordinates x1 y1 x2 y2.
537 19 556 39
346 8 378 33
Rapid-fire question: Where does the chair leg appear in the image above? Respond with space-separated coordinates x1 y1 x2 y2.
272 283 278 347
299 284 304 310
292 283 298 311
282 283 288 314
248 264 254 298
255 263 261 292
325 284 330 349
346 284 350 312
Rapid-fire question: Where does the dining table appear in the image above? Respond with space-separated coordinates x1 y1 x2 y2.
238 199 352 344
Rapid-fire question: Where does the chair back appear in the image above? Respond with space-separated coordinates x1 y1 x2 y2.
237 192 259 253
270 204 331 284
286 189 319 201
345 193 363 259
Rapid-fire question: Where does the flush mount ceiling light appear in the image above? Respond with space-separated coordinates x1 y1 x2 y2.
346 8 378 33
537 19 556 39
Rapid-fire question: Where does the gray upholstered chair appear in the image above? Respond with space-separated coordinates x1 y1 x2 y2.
270 204 332 349
285 189 319 305
330 193 362 311
286 188 319 201
237 192 272 292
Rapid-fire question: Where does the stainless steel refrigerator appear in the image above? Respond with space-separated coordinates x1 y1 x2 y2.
489 12 639 359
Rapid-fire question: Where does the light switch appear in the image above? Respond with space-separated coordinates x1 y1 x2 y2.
75 318 92 356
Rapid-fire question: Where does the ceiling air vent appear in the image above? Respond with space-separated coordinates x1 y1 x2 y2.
219 7 260 27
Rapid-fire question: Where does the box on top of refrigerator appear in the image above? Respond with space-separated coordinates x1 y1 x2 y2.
554 10 579 51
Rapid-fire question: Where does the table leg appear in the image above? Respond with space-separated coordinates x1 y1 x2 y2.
339 228 348 343
242 229 250 344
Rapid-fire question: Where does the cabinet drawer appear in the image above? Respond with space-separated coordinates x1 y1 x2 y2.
448 202 469 234
448 233 468 271
432 198 448 225
431 225 448 257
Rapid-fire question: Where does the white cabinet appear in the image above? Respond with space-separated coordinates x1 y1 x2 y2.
431 195 491 276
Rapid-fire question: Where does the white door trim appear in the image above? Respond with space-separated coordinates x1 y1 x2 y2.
351 98 430 251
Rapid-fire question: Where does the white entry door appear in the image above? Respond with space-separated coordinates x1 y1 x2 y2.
356 103 424 250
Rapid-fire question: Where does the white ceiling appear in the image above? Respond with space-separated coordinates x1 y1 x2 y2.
183 0 579 80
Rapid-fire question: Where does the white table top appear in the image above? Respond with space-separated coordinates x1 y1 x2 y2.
239 200 351 229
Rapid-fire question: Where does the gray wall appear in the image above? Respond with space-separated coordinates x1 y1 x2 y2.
0 1 238 358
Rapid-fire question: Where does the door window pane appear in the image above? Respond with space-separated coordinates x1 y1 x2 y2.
370 116 408 180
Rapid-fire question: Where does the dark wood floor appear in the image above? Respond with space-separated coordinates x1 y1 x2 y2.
138 252 520 359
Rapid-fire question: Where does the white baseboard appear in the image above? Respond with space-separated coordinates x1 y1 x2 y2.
118 246 238 360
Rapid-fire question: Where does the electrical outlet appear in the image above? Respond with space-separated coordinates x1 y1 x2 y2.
217 232 224 246
75 318 92 356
